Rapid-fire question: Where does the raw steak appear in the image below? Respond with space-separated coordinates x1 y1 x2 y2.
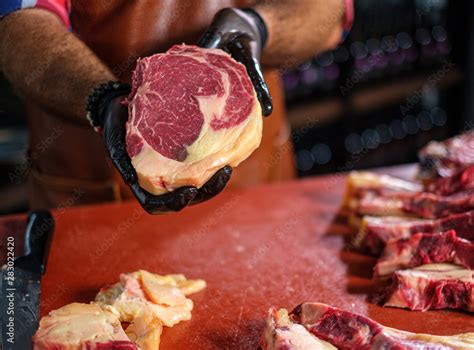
354 210 474 255
382 263 474 312
356 189 474 219
343 171 422 211
33 303 138 349
285 302 474 349
419 130 474 180
427 165 474 195
126 45 262 194
374 230 474 278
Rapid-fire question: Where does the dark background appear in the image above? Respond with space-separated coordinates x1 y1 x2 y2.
0 0 473 214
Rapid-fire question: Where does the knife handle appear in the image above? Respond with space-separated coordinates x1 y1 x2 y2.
15 210 55 275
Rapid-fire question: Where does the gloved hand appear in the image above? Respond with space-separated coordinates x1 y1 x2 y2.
88 83 232 214
198 7 273 116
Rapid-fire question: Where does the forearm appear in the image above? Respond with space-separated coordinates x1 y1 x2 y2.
257 0 345 67
0 9 115 125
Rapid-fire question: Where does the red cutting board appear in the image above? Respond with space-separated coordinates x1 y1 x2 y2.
1 165 473 349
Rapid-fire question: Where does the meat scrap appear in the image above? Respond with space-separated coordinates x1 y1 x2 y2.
374 230 474 278
382 263 473 312
126 44 262 195
95 270 206 327
262 302 474 349
419 130 474 180
33 303 139 350
354 210 474 255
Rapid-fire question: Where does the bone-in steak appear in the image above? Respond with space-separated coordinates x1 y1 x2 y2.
356 189 474 219
383 263 473 312
419 130 474 180
374 230 474 277
280 302 474 349
354 210 474 255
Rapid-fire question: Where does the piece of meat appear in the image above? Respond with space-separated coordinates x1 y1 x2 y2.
125 311 163 350
126 44 262 195
354 210 474 255
374 230 474 278
356 190 474 219
261 308 336 350
33 303 137 350
382 263 474 312
289 302 474 349
427 165 474 195
95 270 205 327
343 171 423 210
419 130 474 180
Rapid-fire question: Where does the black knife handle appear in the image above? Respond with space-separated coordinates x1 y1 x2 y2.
15 210 55 275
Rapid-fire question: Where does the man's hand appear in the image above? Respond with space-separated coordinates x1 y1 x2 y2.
99 94 232 214
198 8 273 117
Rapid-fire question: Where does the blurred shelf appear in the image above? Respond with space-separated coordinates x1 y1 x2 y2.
288 68 463 131
351 67 463 112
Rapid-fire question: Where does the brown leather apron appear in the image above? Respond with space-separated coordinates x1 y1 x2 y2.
27 0 295 209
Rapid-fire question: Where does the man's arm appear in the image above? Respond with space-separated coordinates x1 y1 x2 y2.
256 0 346 66
0 9 115 125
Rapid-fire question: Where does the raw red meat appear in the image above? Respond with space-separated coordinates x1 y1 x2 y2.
382 263 474 312
354 210 474 255
286 302 474 349
126 45 262 194
343 171 422 211
356 189 474 219
427 165 474 195
419 130 474 180
374 230 474 277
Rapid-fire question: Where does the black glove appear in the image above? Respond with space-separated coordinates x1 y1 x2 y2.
87 82 232 214
198 7 273 116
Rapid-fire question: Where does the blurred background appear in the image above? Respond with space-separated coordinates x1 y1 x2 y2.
1 0 473 214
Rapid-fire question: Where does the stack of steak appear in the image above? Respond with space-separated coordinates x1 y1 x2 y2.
344 131 474 313
261 132 474 349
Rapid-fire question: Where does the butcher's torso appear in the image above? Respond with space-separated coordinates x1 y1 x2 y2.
27 0 295 209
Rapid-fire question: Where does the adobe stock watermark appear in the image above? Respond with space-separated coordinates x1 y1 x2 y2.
3 236 16 345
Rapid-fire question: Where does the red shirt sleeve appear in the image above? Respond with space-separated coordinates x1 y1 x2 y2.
0 0 70 28
36 0 71 27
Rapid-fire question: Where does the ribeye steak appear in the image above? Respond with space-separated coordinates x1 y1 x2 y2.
126 45 262 194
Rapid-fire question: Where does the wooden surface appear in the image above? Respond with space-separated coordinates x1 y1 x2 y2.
1 165 473 349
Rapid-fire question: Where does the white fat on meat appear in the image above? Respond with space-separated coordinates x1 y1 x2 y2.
33 303 137 350
343 171 422 210
262 308 336 350
95 270 206 327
